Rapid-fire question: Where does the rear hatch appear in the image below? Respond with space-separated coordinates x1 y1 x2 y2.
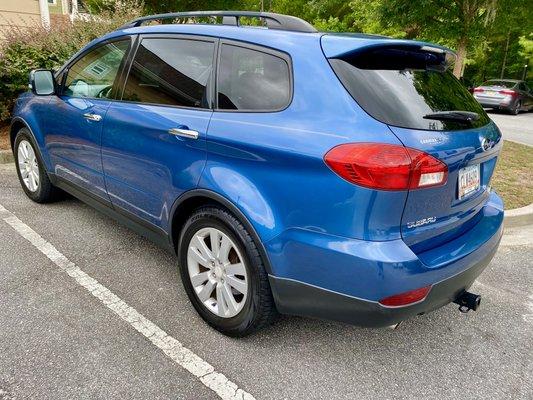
322 35 502 257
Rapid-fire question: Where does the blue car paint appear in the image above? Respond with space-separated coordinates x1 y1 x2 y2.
45 96 112 201
12 94 54 169
391 122 502 251
12 23 504 322
102 102 211 229
201 106 408 243
320 34 451 58
265 191 503 301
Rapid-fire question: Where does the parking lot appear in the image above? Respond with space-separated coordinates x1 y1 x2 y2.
488 110 533 147
0 140 532 398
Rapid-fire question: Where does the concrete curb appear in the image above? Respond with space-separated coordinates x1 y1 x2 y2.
504 203 533 228
0 150 14 164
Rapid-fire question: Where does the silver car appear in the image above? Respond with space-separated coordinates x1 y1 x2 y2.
473 79 533 115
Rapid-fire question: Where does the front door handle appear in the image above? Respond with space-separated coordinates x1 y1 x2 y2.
168 127 199 139
83 113 102 122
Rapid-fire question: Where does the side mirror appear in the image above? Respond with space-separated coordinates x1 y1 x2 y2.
29 69 56 96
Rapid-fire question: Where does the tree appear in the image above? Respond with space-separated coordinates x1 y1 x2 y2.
81 0 532 84
376 0 499 78
142 0 247 14
461 0 532 84
518 34 533 81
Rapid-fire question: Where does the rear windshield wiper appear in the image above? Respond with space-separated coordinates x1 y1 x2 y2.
423 111 480 124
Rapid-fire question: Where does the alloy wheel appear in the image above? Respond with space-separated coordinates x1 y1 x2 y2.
187 227 249 318
17 140 40 192
513 101 521 115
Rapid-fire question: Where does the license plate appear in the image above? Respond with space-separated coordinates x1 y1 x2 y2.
458 164 480 200
485 90 497 96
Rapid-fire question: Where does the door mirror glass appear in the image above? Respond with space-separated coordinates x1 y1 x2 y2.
30 69 56 95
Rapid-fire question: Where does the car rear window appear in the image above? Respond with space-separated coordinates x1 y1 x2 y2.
329 47 490 131
482 80 516 88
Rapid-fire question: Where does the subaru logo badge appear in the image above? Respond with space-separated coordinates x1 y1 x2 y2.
481 138 491 152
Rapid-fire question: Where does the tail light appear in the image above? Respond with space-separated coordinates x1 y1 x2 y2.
473 87 484 93
379 285 432 307
499 89 517 96
324 143 448 191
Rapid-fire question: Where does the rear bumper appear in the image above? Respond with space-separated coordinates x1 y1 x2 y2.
266 191 504 327
475 96 514 109
269 237 499 327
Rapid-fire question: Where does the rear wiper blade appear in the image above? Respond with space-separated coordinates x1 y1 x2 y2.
423 111 480 124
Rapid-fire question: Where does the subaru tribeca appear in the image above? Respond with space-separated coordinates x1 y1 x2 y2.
11 11 503 336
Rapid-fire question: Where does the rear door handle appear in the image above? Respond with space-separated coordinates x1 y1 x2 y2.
83 113 102 122
168 127 199 139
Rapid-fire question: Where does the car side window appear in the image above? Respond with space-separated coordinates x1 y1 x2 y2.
63 40 130 99
217 44 291 111
122 38 214 108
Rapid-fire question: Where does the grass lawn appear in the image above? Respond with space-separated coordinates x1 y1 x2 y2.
492 140 533 210
0 126 531 209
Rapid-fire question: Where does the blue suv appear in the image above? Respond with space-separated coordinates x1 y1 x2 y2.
11 11 504 336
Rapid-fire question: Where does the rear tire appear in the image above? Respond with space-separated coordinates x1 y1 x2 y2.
178 206 277 337
14 128 60 203
511 100 521 115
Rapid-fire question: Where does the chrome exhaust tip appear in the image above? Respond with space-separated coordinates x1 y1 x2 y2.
387 321 402 330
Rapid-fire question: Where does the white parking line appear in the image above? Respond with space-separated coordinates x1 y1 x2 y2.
0 203 255 400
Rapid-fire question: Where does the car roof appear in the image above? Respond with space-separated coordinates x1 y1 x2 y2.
66 22 453 70
93 23 452 55
102 24 322 50
485 79 521 83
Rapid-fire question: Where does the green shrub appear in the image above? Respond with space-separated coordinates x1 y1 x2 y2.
0 8 140 123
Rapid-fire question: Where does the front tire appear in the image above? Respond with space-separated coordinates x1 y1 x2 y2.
14 128 60 203
178 206 277 337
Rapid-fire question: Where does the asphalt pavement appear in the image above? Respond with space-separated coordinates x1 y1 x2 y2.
0 162 532 400
488 110 533 147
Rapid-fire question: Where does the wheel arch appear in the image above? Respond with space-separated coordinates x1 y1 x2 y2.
10 116 54 173
10 118 29 152
10 117 44 157
169 189 274 275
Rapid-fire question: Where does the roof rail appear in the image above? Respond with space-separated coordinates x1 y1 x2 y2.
120 11 317 33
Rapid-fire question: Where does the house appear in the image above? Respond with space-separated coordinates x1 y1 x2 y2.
0 0 45 35
0 0 87 39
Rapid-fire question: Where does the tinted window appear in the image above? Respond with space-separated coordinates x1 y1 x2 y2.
482 80 516 89
217 44 290 111
122 38 214 108
64 40 129 99
330 48 490 131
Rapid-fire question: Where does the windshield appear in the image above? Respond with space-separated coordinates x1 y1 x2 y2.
329 48 490 131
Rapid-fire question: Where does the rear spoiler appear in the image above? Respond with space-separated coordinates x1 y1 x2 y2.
321 34 456 69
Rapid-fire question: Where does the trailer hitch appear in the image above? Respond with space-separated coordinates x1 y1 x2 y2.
453 291 481 313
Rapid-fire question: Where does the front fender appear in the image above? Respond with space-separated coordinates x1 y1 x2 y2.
11 94 53 171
